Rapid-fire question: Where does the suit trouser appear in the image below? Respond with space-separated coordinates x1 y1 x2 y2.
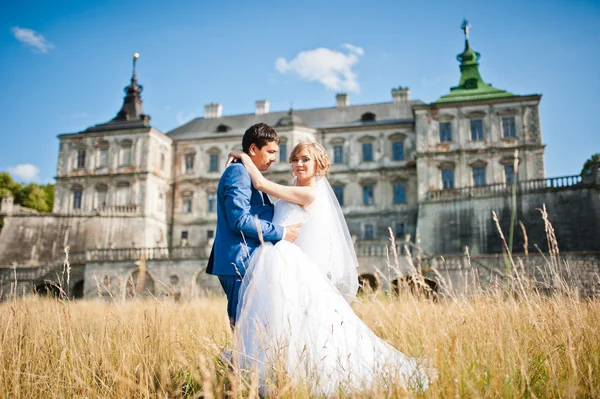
218 275 243 324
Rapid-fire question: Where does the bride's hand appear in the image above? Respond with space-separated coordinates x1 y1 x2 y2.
229 149 245 159
225 150 247 168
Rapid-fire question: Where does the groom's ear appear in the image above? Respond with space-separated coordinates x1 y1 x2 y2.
248 143 257 156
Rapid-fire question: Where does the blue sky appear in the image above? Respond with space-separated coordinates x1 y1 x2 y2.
1 0 598 183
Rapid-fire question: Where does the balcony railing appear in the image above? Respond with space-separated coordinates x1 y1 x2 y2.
58 205 140 216
427 175 588 202
355 241 405 257
86 246 207 262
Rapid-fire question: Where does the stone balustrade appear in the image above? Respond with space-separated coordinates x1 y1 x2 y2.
85 246 206 262
426 174 588 202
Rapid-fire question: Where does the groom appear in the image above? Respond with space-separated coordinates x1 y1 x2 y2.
206 123 301 329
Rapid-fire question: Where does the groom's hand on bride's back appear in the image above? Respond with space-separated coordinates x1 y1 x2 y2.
283 223 302 243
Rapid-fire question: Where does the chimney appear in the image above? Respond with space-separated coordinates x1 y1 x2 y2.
204 103 223 119
336 93 349 108
255 100 270 115
391 87 410 103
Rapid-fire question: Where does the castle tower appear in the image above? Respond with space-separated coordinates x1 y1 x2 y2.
53 54 173 248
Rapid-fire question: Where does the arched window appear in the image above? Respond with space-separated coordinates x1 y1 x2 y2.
127 269 155 297
358 273 380 293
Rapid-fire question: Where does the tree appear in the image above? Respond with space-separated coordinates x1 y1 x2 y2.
582 154 600 175
0 172 18 197
0 171 54 213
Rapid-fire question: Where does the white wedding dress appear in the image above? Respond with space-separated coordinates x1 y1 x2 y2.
233 179 432 396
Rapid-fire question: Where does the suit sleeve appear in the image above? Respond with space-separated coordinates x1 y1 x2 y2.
223 165 284 242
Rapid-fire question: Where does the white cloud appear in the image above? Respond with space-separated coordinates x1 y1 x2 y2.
342 43 364 56
8 164 40 182
275 44 365 92
11 26 54 53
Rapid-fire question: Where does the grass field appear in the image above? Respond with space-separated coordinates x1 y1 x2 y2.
1 284 599 398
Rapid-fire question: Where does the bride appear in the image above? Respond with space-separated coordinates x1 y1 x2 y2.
227 142 433 395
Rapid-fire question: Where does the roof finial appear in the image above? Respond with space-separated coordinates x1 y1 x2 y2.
461 18 471 40
132 52 139 80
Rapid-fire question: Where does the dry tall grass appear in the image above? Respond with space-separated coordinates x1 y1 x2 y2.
2 209 599 397
1 287 599 398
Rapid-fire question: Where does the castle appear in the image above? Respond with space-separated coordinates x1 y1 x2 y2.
1 25 599 300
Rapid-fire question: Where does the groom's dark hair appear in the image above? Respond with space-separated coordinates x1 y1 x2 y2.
242 123 279 153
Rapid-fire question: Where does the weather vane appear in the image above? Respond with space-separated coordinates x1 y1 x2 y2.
461 19 471 39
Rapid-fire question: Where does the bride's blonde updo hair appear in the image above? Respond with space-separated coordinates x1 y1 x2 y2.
289 141 331 176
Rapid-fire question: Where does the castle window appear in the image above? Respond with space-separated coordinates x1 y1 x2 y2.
181 231 188 242
98 148 108 168
362 143 373 162
72 190 82 210
361 112 376 122
395 222 405 238
362 185 374 205
440 122 452 142
207 192 217 213
184 153 195 174
157 192 164 212
333 145 344 164
442 169 455 190
206 230 214 240
160 153 166 171
119 141 132 166
209 154 219 172
504 165 517 185
279 140 288 163
392 141 405 160
182 192 193 213
471 119 484 141
76 150 86 169
116 183 130 206
364 224 375 240
393 183 406 204
95 184 107 209
333 186 344 206
502 117 516 138
472 167 486 187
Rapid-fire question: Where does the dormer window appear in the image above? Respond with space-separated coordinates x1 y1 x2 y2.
361 112 376 122
216 124 231 133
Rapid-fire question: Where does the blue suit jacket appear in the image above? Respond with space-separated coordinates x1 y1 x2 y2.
206 162 284 277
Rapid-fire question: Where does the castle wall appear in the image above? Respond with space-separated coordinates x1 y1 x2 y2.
417 185 600 255
83 258 219 300
427 252 600 297
0 214 167 266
